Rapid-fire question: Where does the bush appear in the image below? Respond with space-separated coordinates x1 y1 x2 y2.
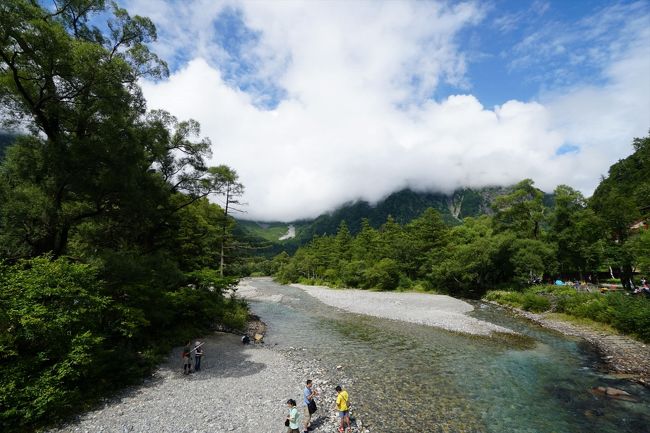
484 290 525 308
606 294 650 342
362 258 400 291
521 293 551 312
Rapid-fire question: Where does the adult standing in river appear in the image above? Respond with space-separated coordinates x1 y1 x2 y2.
302 379 318 432
335 385 351 433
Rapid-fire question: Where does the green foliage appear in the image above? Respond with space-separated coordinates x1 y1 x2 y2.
509 238 557 285
237 221 295 242
486 286 650 342
0 257 113 430
0 2 249 432
629 229 650 275
492 179 545 239
363 258 400 291
589 132 650 288
521 293 552 312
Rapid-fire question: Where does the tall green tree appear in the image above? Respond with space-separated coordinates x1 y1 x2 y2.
0 0 167 257
492 179 545 239
549 185 604 279
590 133 650 288
209 165 244 276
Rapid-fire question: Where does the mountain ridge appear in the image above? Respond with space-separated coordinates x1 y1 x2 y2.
237 185 553 255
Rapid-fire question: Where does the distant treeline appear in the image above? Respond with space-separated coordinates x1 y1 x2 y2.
251 133 649 297
0 3 246 432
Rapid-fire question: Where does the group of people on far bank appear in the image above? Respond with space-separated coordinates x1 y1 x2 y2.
285 381 351 433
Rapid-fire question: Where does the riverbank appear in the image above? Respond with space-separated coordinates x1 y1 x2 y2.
45 333 314 433
493 305 650 387
46 327 362 433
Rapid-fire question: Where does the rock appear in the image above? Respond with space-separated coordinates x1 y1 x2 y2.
336 365 343 370
605 386 630 396
590 386 637 401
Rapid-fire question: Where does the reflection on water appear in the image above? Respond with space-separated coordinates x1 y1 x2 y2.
246 279 650 433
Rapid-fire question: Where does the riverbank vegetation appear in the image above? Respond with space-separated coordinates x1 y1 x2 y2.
0 2 246 432
485 286 650 343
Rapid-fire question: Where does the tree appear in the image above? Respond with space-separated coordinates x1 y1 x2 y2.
590 132 650 288
403 208 449 279
549 185 604 279
429 216 509 296
0 2 231 260
0 0 168 257
492 179 545 239
209 165 244 276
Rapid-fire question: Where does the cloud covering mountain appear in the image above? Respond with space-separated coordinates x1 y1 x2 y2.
127 0 650 221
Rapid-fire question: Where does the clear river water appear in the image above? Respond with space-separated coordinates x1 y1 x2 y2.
245 278 649 433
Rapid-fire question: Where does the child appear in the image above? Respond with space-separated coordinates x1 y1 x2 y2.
181 341 192 374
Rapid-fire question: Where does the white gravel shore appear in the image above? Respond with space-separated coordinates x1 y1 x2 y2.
292 283 515 336
46 333 306 433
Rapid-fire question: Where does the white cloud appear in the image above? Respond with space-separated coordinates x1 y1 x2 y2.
136 0 650 221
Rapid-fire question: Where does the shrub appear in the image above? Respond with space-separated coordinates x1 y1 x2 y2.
521 293 551 312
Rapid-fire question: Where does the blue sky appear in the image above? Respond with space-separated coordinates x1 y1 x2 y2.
124 0 650 221
152 0 644 109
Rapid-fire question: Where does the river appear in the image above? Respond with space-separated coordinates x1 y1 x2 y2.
243 278 649 433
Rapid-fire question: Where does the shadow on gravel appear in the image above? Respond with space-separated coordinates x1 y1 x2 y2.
168 332 268 380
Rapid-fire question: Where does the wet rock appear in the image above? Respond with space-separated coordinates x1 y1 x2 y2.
590 386 637 401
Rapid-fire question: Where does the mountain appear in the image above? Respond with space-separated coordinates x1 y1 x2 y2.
236 185 549 255
293 186 509 238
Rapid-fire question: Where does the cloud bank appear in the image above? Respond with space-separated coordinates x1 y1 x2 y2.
131 0 650 221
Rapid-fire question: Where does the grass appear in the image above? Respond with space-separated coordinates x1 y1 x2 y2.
544 312 619 334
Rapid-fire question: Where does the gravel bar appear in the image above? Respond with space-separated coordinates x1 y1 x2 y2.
292 283 515 336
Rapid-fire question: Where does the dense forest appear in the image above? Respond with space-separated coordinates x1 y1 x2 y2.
0 2 246 432
258 134 650 298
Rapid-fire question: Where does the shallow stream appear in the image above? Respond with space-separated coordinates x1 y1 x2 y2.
245 278 649 433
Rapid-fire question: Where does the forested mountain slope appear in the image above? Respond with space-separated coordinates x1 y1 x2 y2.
238 185 554 254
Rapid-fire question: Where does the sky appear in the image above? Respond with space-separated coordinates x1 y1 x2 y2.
122 0 650 222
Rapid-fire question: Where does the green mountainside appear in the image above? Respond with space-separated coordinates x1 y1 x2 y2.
237 185 554 255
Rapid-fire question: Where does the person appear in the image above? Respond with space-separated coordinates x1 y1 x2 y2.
302 379 318 432
193 341 203 372
241 335 250 344
285 399 300 433
335 385 351 433
181 341 192 375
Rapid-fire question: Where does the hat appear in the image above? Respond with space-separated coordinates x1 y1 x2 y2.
195 341 201 346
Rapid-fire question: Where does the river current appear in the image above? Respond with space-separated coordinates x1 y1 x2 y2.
244 278 649 433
